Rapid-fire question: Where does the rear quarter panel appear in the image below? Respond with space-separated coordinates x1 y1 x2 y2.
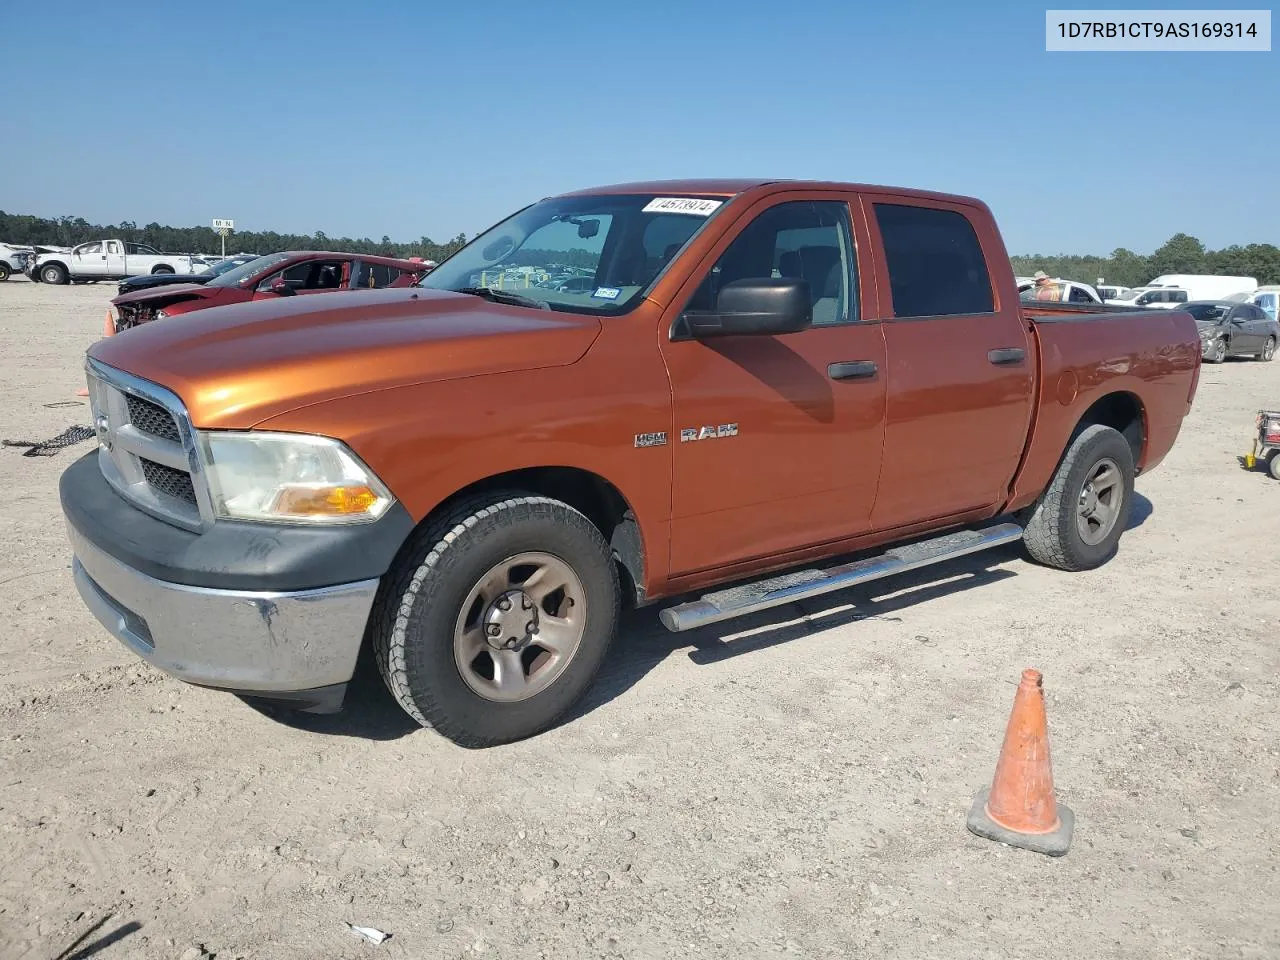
1008 306 1200 511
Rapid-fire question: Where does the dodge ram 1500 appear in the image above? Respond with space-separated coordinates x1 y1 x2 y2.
60 179 1201 746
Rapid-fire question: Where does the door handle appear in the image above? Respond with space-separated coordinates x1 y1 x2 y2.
987 347 1025 365
828 361 878 381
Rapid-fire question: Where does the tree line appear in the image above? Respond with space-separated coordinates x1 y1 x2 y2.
4 210 1278 285
0 211 469 264
1011 233 1280 287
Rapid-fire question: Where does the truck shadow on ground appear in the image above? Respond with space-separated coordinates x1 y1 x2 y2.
257 497 1153 742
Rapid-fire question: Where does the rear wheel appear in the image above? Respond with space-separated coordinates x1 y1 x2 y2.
151 265 174 275
1020 424 1135 571
1260 337 1276 362
1268 452 1280 481
371 493 619 747
40 263 68 285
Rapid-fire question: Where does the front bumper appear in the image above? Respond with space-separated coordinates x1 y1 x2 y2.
69 524 378 701
60 451 414 708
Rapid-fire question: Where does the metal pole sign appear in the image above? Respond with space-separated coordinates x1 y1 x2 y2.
212 219 234 258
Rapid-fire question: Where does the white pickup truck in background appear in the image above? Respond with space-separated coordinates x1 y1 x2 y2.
31 240 200 284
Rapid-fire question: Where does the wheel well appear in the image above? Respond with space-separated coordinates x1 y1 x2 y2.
1077 391 1145 468
429 467 646 606
42 260 68 273
151 264 174 274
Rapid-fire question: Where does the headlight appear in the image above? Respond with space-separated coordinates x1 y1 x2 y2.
155 309 168 320
198 432 394 524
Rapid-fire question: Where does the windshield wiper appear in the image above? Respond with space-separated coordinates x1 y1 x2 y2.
455 286 549 310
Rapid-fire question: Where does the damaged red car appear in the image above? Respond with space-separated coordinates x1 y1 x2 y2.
110 251 429 331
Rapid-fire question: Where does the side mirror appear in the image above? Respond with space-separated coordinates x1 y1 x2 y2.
577 219 600 240
270 279 296 296
685 278 812 338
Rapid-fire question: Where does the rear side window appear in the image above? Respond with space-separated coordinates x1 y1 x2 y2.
873 204 994 318
352 262 401 288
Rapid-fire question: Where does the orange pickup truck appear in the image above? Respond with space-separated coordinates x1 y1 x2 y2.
61 179 1201 746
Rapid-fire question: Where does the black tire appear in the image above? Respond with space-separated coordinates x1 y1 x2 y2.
0 263 10 282
1020 423 1135 572
371 493 620 747
151 265 174 275
1260 337 1276 363
40 263 69 285
1268 451 1280 481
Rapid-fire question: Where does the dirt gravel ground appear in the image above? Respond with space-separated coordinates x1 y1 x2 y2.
1 278 1278 960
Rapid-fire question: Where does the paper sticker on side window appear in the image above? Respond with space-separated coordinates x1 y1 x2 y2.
642 198 723 216
592 287 621 300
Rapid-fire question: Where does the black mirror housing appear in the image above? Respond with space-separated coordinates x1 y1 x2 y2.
686 278 812 338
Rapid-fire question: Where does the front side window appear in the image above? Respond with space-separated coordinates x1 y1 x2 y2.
78 242 102 255
420 193 723 314
681 200 857 326
874 203 994 318
1069 284 1095 303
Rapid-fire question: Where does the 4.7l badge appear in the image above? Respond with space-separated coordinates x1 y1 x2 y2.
680 423 738 442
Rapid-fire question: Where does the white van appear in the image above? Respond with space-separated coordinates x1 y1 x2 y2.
1145 274 1257 302
1250 286 1280 322
1105 286 1189 309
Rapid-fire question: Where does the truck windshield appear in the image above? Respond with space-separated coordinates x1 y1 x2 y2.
418 194 728 314
206 253 289 288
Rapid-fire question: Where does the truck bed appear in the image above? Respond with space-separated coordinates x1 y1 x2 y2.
1007 303 1201 511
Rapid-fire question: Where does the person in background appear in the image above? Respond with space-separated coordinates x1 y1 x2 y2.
1031 270 1062 302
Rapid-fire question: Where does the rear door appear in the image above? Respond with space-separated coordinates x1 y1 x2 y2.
104 240 128 278
863 195 1034 530
660 192 888 575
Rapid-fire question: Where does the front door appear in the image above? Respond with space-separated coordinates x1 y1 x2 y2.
1256 292 1277 323
104 240 127 278
73 241 107 277
861 194 1035 531
660 194 888 576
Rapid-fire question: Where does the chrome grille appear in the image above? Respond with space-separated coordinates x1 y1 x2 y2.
85 360 211 532
139 458 197 504
125 394 181 443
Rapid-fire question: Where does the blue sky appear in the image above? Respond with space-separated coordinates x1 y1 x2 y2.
1 0 1275 254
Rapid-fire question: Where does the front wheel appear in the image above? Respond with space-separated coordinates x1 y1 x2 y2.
1205 337 1227 363
40 263 68 285
371 493 620 747
0 263 10 282
1260 337 1276 362
1020 423 1135 572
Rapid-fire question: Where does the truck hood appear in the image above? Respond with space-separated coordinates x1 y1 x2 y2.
89 288 601 429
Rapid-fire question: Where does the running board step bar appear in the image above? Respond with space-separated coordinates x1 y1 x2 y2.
659 522 1024 633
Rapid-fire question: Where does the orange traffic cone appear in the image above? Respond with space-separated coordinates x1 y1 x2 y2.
102 310 116 338
966 668 1074 856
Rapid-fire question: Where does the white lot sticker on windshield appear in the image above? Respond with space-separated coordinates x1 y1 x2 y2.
592 287 621 300
642 197 723 216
